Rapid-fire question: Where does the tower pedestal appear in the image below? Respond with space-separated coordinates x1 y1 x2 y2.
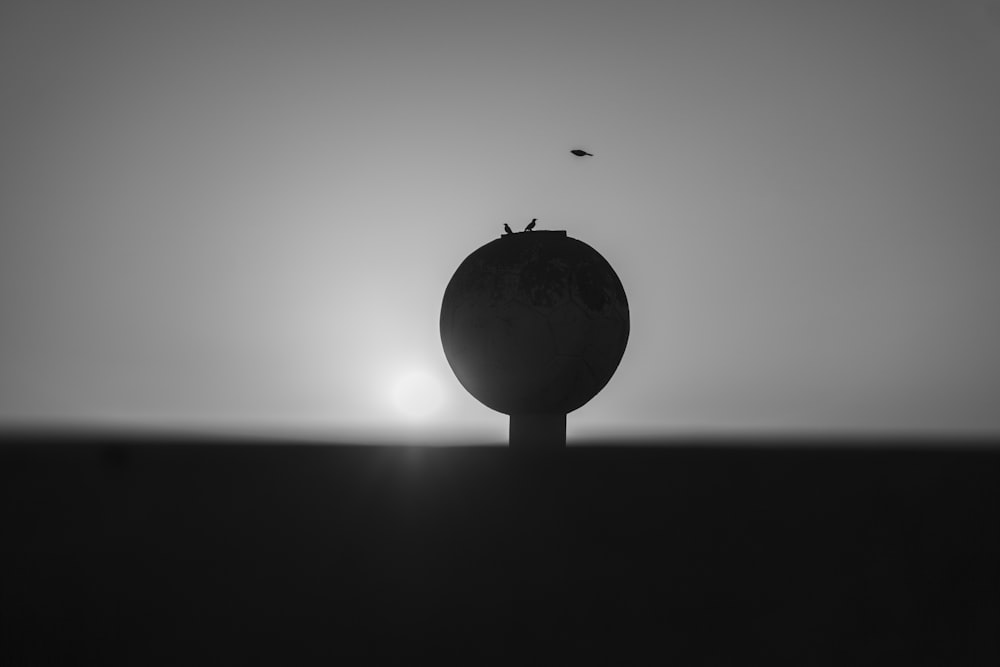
509 413 566 450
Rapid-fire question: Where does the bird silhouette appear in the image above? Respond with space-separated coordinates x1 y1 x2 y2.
503 223 513 235
570 149 593 157
524 219 536 232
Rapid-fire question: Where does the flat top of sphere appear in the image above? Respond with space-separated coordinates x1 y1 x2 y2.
499 230 567 239
456 231 620 278
474 230 610 267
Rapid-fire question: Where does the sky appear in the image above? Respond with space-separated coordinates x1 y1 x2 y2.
1 0 999 442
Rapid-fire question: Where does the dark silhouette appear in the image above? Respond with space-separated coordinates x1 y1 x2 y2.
503 223 513 235
441 230 628 449
524 218 537 232
2 431 996 665
570 149 593 156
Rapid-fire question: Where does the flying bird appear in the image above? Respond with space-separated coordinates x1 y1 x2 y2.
503 223 513 235
570 149 593 157
524 219 536 232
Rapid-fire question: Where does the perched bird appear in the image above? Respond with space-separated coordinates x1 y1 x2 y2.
503 223 513 235
524 219 537 232
570 149 593 157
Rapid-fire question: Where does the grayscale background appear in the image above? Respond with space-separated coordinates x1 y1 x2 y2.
2 0 999 441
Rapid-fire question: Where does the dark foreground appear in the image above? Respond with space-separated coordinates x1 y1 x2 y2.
2 433 998 665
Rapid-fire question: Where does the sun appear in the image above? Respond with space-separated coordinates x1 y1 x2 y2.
390 370 445 420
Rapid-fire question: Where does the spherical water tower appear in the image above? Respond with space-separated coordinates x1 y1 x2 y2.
440 229 629 449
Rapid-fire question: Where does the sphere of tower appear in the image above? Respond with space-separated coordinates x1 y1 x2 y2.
440 231 629 415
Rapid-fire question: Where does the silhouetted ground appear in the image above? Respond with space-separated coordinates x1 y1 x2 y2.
1 431 998 665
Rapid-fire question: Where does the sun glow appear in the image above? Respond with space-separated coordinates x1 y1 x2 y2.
390 370 445 420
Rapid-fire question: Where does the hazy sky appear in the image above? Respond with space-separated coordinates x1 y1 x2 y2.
2 0 999 441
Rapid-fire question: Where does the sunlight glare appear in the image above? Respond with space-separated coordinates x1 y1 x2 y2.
391 370 445 420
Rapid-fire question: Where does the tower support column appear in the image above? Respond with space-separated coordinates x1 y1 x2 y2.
509 413 566 450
